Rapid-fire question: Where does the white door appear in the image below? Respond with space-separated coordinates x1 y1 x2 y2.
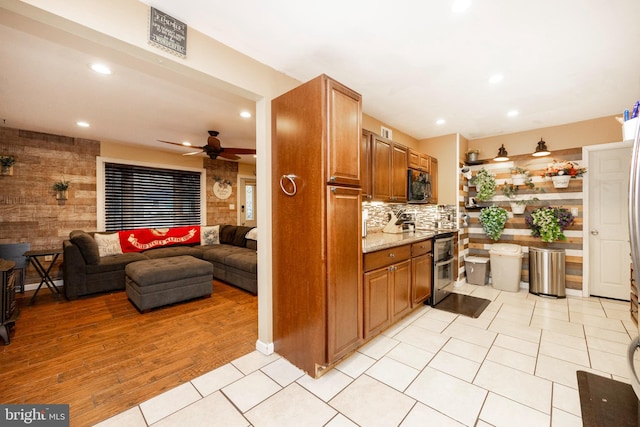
589 146 632 300
239 178 257 227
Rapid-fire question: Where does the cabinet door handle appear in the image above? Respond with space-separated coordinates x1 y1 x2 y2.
389 253 395 258
279 174 297 196
329 175 337 182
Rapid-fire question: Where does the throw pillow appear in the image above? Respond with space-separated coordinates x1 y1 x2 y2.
69 230 100 265
201 225 220 245
245 228 258 241
94 233 123 257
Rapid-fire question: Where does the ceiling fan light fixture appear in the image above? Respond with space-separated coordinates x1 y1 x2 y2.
532 138 551 157
494 144 509 162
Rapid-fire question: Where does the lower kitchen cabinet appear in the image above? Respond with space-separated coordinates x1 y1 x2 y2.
363 239 432 339
411 240 433 305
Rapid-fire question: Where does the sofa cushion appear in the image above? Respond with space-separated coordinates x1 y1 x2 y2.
219 225 237 245
143 246 204 259
201 245 247 264
225 251 257 274
69 230 100 265
85 252 148 274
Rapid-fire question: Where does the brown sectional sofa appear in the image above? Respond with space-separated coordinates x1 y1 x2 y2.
62 224 257 299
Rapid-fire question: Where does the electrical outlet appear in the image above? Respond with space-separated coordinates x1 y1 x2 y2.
44 255 53 262
229 204 235 210
571 208 579 217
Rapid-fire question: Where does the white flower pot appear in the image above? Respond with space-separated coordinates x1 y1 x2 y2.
511 174 526 186
510 202 526 214
551 175 571 188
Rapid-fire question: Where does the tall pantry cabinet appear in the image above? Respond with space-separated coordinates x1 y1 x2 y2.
272 74 363 377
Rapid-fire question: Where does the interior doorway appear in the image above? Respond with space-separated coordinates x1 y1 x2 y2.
585 142 632 300
238 177 257 227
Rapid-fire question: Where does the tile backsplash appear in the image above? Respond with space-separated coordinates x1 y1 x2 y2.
363 203 457 233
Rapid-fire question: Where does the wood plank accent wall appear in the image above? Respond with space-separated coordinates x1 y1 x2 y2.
459 148 584 291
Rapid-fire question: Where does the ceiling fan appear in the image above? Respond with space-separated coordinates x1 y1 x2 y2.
158 130 256 161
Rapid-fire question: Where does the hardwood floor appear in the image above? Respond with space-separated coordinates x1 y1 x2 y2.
0 281 258 427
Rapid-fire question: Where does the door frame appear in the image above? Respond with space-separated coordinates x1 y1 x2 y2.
582 140 632 297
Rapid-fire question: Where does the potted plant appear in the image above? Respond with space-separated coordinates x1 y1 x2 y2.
470 167 496 202
466 149 480 163
0 155 16 175
52 178 70 200
479 205 509 240
543 160 587 188
500 177 542 214
510 166 529 185
525 206 575 243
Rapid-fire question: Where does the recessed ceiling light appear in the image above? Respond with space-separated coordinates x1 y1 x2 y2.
507 110 519 117
182 141 192 146
489 73 504 84
451 0 471 13
436 119 446 125
90 63 112 75
76 121 90 128
240 111 252 118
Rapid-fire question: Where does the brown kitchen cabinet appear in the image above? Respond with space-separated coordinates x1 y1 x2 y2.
361 129 373 200
272 74 363 377
409 149 431 173
363 244 411 338
371 133 408 202
411 240 433 305
429 157 438 204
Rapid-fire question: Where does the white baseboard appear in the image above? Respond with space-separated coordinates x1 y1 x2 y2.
22 280 63 292
255 339 274 355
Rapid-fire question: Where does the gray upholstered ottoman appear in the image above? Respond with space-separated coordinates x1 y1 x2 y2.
125 255 213 312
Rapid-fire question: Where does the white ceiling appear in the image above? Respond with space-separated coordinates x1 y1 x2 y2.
2 0 640 161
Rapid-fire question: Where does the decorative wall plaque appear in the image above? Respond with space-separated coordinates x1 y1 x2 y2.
149 7 187 58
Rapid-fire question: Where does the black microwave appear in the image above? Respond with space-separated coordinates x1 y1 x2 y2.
408 169 432 203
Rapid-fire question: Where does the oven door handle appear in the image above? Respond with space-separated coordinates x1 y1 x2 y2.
434 259 454 268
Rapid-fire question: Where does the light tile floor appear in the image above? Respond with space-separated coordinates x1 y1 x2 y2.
94 284 637 427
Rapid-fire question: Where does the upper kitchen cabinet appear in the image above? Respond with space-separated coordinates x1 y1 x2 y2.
361 129 373 200
370 133 408 202
430 157 438 204
272 74 363 378
409 149 431 173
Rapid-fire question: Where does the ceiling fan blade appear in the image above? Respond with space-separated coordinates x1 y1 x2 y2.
217 152 241 160
223 148 257 155
183 150 202 156
158 140 189 147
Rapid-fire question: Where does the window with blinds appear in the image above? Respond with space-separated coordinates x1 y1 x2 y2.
104 162 201 231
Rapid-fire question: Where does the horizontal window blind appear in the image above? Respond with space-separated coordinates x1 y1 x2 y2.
104 162 201 231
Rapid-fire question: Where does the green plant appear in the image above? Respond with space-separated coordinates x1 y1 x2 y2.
526 206 575 243
510 166 529 176
52 178 70 191
0 155 15 167
470 168 496 201
479 205 509 240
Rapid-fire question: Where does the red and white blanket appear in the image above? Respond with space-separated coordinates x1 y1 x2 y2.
118 226 200 253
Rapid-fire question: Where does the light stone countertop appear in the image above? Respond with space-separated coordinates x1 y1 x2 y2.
362 229 458 253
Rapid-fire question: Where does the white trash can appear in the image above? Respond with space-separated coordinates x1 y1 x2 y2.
465 256 490 285
489 243 522 292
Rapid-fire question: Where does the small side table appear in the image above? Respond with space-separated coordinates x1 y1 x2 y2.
24 248 63 305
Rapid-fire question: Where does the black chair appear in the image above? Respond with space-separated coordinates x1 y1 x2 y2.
0 243 30 293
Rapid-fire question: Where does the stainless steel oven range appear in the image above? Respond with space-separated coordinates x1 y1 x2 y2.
430 232 455 306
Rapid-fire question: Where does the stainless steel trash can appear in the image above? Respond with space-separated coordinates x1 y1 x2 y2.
529 247 566 298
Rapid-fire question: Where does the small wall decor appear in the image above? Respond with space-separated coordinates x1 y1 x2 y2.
213 176 233 200
52 178 70 200
0 155 15 176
